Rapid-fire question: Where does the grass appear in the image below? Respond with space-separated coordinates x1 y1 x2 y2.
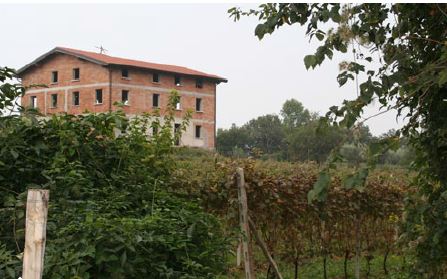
219 253 411 279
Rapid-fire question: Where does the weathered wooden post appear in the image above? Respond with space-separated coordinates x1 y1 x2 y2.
236 167 255 279
22 189 49 279
248 217 284 279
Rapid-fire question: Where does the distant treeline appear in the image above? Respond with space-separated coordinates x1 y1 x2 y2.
216 99 414 165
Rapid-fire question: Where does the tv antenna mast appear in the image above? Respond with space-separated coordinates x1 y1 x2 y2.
95 46 108 54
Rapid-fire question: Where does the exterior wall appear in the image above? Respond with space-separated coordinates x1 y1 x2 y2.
20 53 217 149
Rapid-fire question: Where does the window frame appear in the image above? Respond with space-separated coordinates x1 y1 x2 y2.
195 98 202 112
152 73 160 83
174 123 181 146
30 96 37 108
196 78 203 89
175 97 181 110
174 75 181 86
51 71 58 83
152 93 160 108
195 125 202 139
72 68 80 81
72 91 80 106
95 89 103 104
121 69 129 79
50 94 58 108
121 90 129 105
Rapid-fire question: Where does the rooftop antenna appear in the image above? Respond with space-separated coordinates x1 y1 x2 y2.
95 45 108 54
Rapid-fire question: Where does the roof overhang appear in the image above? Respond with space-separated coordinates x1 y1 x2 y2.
17 47 108 75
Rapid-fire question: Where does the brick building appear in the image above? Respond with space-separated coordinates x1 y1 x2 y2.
17 47 227 149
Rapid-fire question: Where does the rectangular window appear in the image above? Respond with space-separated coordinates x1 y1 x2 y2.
51 94 57 108
51 71 58 83
196 78 203 88
72 91 80 106
121 69 129 78
175 97 181 110
30 96 37 108
95 89 103 104
174 123 181 146
196 98 202 112
174 75 181 86
121 90 129 105
195 125 202 139
152 94 160 107
153 73 159 83
72 68 80 80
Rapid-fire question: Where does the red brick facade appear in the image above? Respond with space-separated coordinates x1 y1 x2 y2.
18 48 226 149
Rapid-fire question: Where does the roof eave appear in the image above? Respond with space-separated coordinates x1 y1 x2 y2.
17 47 108 75
108 62 227 83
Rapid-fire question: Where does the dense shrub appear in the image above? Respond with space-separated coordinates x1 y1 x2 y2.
0 98 228 278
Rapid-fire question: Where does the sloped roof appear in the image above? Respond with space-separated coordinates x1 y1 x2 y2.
17 47 227 82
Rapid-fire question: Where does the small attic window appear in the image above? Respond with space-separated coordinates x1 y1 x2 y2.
153 73 159 83
174 75 181 86
51 71 58 83
121 69 129 78
196 78 203 89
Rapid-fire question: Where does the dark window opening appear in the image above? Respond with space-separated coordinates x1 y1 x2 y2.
122 90 129 105
196 78 203 88
153 73 159 83
30 96 37 108
95 89 103 104
174 123 181 146
195 125 202 139
73 68 80 80
51 94 58 108
51 71 58 83
152 94 160 107
196 98 202 112
174 75 181 86
152 126 158 135
73 91 80 106
121 69 129 78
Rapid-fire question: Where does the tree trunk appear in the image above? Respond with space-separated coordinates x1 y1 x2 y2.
323 253 328 279
383 246 389 275
355 219 361 279
344 249 349 279
294 254 299 279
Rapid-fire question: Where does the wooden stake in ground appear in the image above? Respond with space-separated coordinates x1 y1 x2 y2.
248 216 284 279
236 167 256 279
22 189 49 279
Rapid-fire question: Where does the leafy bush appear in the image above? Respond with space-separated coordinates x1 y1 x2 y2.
0 92 228 278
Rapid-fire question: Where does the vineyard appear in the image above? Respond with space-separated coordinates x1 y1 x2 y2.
171 149 412 278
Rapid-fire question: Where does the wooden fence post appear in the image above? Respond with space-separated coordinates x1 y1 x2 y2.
236 167 256 279
248 217 284 279
22 189 49 279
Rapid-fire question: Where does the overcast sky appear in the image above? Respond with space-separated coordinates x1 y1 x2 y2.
1 3 404 135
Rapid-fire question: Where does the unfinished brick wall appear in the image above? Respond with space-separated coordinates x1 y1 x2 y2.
20 52 218 149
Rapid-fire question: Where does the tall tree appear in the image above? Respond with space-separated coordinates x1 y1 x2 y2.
216 124 251 156
280 98 311 129
244 114 285 154
229 3 447 274
287 121 345 164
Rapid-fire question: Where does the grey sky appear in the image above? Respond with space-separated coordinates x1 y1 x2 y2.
1 3 404 135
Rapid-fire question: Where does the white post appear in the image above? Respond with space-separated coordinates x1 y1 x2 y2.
22 189 49 279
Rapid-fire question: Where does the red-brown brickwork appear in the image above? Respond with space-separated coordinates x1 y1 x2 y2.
18 47 226 149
